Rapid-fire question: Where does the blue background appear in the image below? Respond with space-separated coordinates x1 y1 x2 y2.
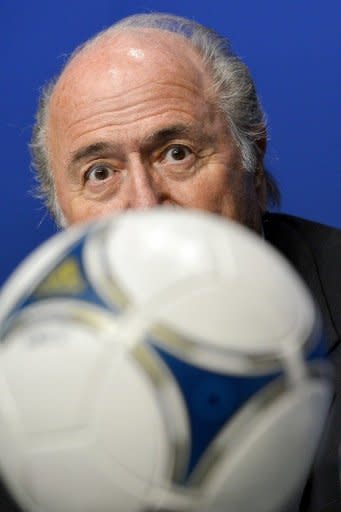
1 0 340 286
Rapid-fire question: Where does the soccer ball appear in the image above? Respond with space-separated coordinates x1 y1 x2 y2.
0 208 332 512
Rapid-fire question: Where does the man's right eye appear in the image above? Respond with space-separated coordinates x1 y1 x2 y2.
84 164 115 182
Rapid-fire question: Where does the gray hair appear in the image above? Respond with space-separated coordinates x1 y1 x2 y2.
30 12 280 225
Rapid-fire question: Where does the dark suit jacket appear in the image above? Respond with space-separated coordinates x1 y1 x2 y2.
263 212 341 512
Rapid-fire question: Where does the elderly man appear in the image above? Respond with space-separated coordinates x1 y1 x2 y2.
25 12 340 512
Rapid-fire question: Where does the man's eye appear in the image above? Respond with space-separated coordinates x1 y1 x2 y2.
84 165 114 182
164 145 192 162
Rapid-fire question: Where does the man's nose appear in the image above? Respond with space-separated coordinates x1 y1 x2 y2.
127 160 161 209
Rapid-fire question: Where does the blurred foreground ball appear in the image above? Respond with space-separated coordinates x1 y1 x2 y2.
0 208 333 512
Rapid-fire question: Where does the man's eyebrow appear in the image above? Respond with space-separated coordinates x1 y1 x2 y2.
69 142 122 167
142 124 213 149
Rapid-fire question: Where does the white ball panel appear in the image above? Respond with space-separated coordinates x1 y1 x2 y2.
94 353 172 485
22 443 148 512
155 276 310 353
0 319 104 433
213 224 315 345
0 374 31 511
104 210 229 304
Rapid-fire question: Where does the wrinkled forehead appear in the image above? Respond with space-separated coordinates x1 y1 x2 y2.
52 28 211 104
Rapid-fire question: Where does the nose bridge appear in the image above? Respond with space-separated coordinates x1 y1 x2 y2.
128 155 159 208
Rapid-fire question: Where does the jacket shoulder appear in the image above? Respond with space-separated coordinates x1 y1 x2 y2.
265 212 341 244
263 212 341 350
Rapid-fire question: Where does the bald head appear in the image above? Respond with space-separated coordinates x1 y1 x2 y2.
58 28 209 90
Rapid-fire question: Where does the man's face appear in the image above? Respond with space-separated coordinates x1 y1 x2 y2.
48 29 264 231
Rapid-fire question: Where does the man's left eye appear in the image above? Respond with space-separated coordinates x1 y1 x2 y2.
164 145 192 162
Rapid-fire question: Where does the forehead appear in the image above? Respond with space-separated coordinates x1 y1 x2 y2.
51 29 212 109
